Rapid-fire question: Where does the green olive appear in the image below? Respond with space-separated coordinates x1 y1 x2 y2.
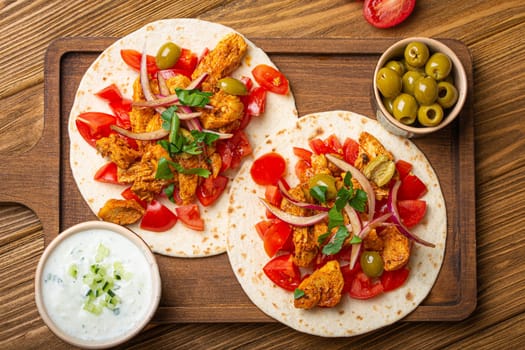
404 42 430 68
436 81 459 108
402 70 424 95
425 52 452 80
217 77 248 96
392 93 418 125
417 103 444 126
360 251 384 277
382 96 394 115
155 42 182 70
376 67 402 98
384 60 406 76
414 76 438 105
308 173 337 200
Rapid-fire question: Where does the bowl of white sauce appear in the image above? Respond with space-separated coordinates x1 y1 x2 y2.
35 221 161 348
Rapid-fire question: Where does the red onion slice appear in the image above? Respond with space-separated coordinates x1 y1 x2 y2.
186 73 209 90
259 198 328 227
140 43 166 115
325 154 376 222
132 94 180 108
345 205 363 269
388 181 436 247
277 180 330 212
110 124 169 141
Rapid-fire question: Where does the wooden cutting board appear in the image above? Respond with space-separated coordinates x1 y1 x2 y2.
0 37 476 322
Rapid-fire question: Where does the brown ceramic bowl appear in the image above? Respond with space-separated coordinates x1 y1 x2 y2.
373 37 467 138
35 221 161 349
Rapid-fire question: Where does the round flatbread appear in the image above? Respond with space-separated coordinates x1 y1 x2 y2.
226 110 446 337
68 19 297 257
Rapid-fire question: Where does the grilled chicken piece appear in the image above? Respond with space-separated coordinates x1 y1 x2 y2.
95 134 141 169
354 131 393 170
199 90 244 132
192 33 248 92
176 155 202 204
294 260 344 309
98 198 145 225
380 225 411 271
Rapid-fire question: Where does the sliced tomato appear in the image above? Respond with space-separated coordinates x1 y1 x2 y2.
176 204 205 231
294 159 311 180
250 152 287 186
395 159 413 180
265 185 283 207
397 199 426 227
173 48 198 73
121 186 147 208
341 262 362 294
348 271 384 299
252 64 289 95
244 86 267 117
255 219 274 240
381 268 410 292
76 112 116 147
325 134 343 155
216 131 252 172
308 138 333 155
120 49 158 74
263 253 301 291
94 162 120 184
263 220 293 257
196 175 228 207
363 0 416 29
343 137 360 165
398 174 428 200
293 147 312 162
95 84 132 129
140 200 178 232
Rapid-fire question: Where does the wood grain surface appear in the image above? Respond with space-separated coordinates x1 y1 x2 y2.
1 0 524 349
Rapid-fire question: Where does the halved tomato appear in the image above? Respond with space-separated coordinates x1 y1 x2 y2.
140 200 178 232
363 0 416 29
263 253 301 291
252 64 289 95
250 152 286 186
176 204 204 231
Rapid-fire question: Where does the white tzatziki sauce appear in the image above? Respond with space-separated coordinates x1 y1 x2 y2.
41 228 154 342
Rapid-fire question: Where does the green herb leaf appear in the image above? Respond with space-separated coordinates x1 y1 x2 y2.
155 157 210 179
349 189 368 212
310 185 327 203
294 288 305 299
161 105 178 130
349 235 362 244
327 206 344 231
169 111 181 144
317 232 331 245
176 88 212 107
164 183 176 203
322 226 350 255
155 157 175 180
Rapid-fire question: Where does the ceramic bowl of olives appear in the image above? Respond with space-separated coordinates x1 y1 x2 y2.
372 37 467 137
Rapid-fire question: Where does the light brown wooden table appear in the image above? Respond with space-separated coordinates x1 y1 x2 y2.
1 1 524 348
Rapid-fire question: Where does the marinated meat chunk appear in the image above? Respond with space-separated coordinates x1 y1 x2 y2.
95 134 141 169
380 225 411 271
166 75 191 93
176 155 203 204
192 33 248 92
294 260 344 309
199 90 244 132
98 198 145 225
355 131 393 170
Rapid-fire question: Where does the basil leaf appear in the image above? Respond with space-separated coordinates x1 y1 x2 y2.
327 206 344 231
169 112 181 144
322 226 350 255
161 105 178 130
294 289 305 299
171 162 211 178
349 189 367 212
190 130 220 146
349 235 362 244
155 157 211 180
317 232 331 245
155 157 174 180
310 185 327 203
164 183 176 203
176 88 212 107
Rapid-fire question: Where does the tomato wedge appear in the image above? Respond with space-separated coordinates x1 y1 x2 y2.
94 162 120 184
173 48 198 73
398 173 428 200
140 200 177 232
381 268 410 292
395 159 413 180
121 187 146 208
348 271 384 299
265 185 283 207
363 0 416 29
196 175 228 207
95 84 132 129
397 199 427 228
252 64 289 95
243 86 267 117
76 112 116 147
120 49 158 74
176 204 205 231
216 131 252 172
343 137 360 165
263 253 301 291
263 220 293 257
250 152 286 186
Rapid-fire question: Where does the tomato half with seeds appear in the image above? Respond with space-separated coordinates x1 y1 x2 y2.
250 152 286 186
140 200 178 232
196 175 228 207
263 253 301 291
363 0 415 29
252 64 289 95
176 204 205 231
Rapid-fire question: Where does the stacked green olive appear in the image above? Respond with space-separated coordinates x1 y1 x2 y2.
376 41 459 127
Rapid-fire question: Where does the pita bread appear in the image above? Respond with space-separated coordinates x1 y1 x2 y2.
68 19 297 257
226 110 446 336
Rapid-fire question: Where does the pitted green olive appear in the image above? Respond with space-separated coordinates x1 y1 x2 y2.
425 52 452 80
418 103 444 126
402 70 424 95
414 76 438 105
404 42 430 68
376 67 402 98
392 93 418 125
384 60 406 76
437 81 458 108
